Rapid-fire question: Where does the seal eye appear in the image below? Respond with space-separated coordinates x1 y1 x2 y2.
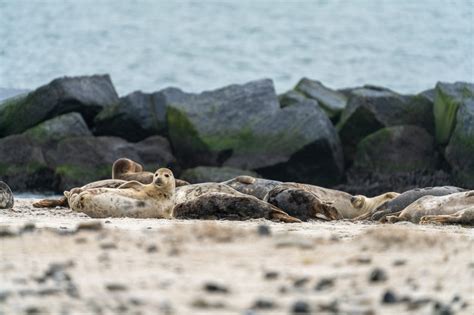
164 174 170 178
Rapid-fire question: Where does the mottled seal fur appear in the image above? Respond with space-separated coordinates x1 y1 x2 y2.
0 181 14 209
65 168 175 218
420 207 474 225
222 176 282 200
386 191 474 224
264 183 395 220
172 182 300 222
367 186 465 221
113 158 189 187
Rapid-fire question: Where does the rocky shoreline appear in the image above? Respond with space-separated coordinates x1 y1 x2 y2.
0 76 473 195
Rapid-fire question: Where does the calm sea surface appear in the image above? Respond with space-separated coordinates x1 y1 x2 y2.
0 0 473 95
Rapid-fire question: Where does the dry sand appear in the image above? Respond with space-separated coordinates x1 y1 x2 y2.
1 198 473 315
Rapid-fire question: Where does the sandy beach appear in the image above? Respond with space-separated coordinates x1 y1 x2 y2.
0 198 472 314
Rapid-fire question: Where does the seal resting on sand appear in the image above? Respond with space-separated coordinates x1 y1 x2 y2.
264 183 395 220
172 182 300 223
0 181 14 209
222 176 282 200
420 207 474 225
113 158 189 187
386 191 474 224
364 186 466 221
65 168 175 218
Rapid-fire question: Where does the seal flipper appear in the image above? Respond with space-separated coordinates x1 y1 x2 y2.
420 208 474 225
33 197 68 208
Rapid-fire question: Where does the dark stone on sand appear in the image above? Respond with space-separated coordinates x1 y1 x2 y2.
264 271 279 280
291 300 311 314
203 282 229 294
314 277 335 291
257 224 271 236
105 283 128 291
0 75 119 137
433 302 453 315
293 277 310 288
381 290 398 304
369 268 388 282
76 221 103 231
252 298 276 309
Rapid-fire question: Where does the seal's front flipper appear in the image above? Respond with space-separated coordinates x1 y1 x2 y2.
33 197 68 208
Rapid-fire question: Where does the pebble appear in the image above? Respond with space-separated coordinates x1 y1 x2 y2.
0 227 17 237
369 267 388 282
293 277 310 287
203 282 229 294
146 244 159 253
433 302 453 315
21 222 36 233
100 242 117 250
291 300 311 314
252 298 275 309
381 290 398 304
191 298 225 309
314 277 335 291
274 236 314 249
264 271 279 280
76 221 103 231
393 259 406 266
257 224 271 236
106 283 128 291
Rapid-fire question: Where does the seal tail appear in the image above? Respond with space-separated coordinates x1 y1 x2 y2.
33 197 68 208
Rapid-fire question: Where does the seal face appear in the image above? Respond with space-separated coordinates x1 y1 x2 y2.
0 181 14 209
65 168 176 218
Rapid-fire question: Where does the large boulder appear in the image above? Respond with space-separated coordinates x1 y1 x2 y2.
278 90 307 108
352 125 438 175
433 82 474 145
0 134 55 191
445 99 474 188
165 79 344 185
47 135 177 191
181 166 259 184
94 90 167 141
336 86 434 163
23 112 92 144
0 75 119 137
294 78 347 119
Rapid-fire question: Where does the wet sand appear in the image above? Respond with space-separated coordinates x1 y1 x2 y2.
1 199 473 314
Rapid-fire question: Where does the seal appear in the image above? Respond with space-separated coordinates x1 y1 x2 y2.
222 176 282 200
33 179 128 208
365 186 465 221
113 158 189 187
386 191 474 224
420 207 474 225
65 168 175 218
0 181 14 209
172 182 300 222
264 183 395 220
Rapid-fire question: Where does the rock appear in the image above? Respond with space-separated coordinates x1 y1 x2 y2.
314 277 335 291
257 224 271 236
0 181 14 209
48 135 176 190
433 82 474 144
76 221 103 231
0 87 29 101
278 90 307 108
291 300 311 314
252 298 276 309
0 134 55 191
23 112 92 144
105 283 128 291
0 75 119 137
369 268 388 282
203 282 229 294
293 277 310 288
336 86 434 163
264 271 279 280
294 78 348 119
352 125 438 175
445 99 474 188
181 166 259 183
165 79 344 186
94 90 167 141
433 302 453 315
381 290 398 304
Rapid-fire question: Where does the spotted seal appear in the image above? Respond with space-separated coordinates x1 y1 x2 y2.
386 191 474 224
222 176 282 200
0 181 14 209
420 207 474 225
65 168 175 218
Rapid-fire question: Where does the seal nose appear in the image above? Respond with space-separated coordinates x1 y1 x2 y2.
155 177 163 185
350 196 357 203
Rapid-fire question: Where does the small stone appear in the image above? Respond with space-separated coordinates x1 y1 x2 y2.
252 298 275 309
369 267 388 282
257 224 271 236
293 277 310 287
146 244 159 253
381 290 398 304
0 290 10 302
203 282 229 294
76 221 103 231
314 277 335 291
451 295 461 303
104 220 111 224
0 227 17 237
22 223 36 233
433 302 453 315
318 300 339 313
291 300 311 314
393 259 406 266
25 306 43 315
100 242 117 250
106 283 128 291
191 298 225 309
264 271 279 280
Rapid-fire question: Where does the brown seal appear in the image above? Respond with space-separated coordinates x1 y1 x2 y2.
65 168 175 218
